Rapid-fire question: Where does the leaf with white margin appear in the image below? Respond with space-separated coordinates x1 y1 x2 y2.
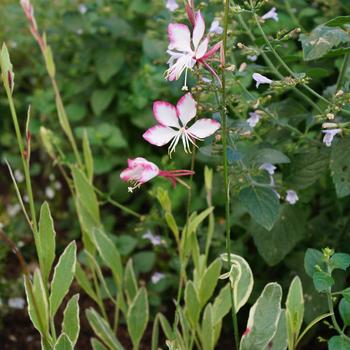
240 283 282 350
220 253 254 313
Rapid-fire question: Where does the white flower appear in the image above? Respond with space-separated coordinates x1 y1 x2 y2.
322 129 341 147
209 20 223 35
202 77 212 83
151 272 165 284
166 0 179 12
7 204 21 217
252 73 273 88
45 187 55 199
259 163 276 175
78 4 87 14
14 169 24 183
8 297 26 309
286 190 299 205
247 111 261 128
261 7 279 22
54 181 62 190
143 231 163 246
247 55 258 62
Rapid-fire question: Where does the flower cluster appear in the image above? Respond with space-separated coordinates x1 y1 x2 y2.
120 2 221 191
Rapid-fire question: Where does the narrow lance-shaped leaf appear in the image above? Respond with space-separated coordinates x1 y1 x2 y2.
83 129 94 183
0 43 14 93
54 334 73 350
62 294 80 345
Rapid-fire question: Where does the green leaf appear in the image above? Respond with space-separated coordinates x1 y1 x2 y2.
253 148 290 164
54 334 73 350
158 313 174 341
198 258 222 307
95 49 124 84
330 138 350 198
330 253 350 271
342 288 350 303
49 241 77 317
185 281 201 326
91 88 115 115
300 26 350 61
339 298 350 326
328 336 350 350
38 202 56 284
312 271 334 293
212 284 232 325
133 251 156 274
0 43 14 93
286 276 304 349
201 304 214 350
62 294 80 345
127 287 149 349
75 263 98 303
252 206 306 266
325 16 350 27
91 338 109 350
263 309 287 350
304 248 325 277
239 186 280 230
86 308 124 350
124 259 138 303
91 228 123 287
240 283 282 350
83 130 94 183
220 254 254 312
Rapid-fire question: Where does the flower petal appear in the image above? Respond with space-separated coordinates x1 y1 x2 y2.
143 125 178 146
177 93 197 126
201 41 221 60
120 167 143 182
140 167 159 183
196 37 209 59
153 101 180 128
187 118 220 138
192 11 205 50
168 23 192 52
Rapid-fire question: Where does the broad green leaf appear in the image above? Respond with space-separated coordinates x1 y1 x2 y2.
339 298 350 326
312 271 334 292
220 254 254 312
286 276 304 349
127 287 149 349
86 308 124 350
185 281 201 326
91 338 109 350
331 138 350 198
75 263 98 303
38 202 56 284
330 253 350 271
325 16 350 27
253 148 290 164
201 304 214 350
133 251 155 274
239 186 280 230
252 206 305 266
263 309 287 350
24 270 49 337
198 258 222 307
328 336 350 350
240 283 282 350
342 288 350 303
62 294 80 345
83 130 94 183
124 259 138 303
54 334 73 350
91 88 115 115
300 26 350 61
50 241 77 317
95 49 124 84
304 248 325 277
91 228 123 287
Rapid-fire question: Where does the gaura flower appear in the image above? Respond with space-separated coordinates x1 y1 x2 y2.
143 93 221 156
247 111 261 128
259 163 276 176
285 190 299 205
120 157 194 192
261 7 279 22
322 129 341 147
209 20 223 35
252 73 273 88
166 11 222 89
166 0 179 12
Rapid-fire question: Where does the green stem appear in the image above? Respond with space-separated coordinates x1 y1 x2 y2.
222 1 240 349
336 54 349 91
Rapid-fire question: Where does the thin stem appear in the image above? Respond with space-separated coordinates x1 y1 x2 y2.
336 54 349 91
222 1 240 349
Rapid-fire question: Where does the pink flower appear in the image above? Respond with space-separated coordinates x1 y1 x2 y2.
143 93 221 156
120 157 194 192
166 11 222 90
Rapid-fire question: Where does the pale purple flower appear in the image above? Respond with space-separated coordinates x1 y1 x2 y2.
166 0 179 12
78 4 87 14
8 297 25 309
202 77 212 83
259 163 276 176
286 190 299 205
261 7 279 22
322 129 341 147
151 272 165 284
247 111 261 128
252 73 273 88
143 231 163 246
14 169 24 183
209 20 223 35
247 55 258 62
